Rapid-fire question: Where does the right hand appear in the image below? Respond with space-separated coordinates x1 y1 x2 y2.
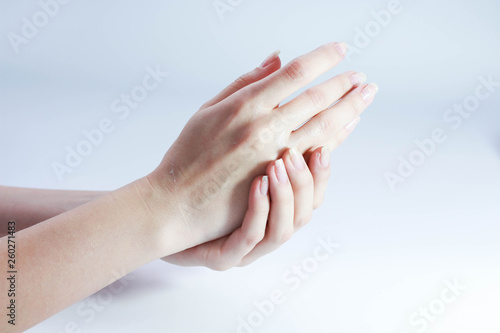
145 42 378 254
162 147 331 270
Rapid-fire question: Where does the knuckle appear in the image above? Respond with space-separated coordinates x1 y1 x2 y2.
305 87 326 110
319 117 335 137
199 102 210 110
280 230 294 243
284 58 308 82
244 230 265 247
270 230 293 244
236 88 266 115
234 72 255 87
227 93 251 115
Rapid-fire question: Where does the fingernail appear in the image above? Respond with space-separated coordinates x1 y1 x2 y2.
361 83 379 102
344 116 361 132
260 176 269 196
335 42 347 57
274 159 288 184
260 50 281 68
320 147 330 168
289 147 305 170
350 72 366 86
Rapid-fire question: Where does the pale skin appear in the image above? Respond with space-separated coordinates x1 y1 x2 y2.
0 41 378 332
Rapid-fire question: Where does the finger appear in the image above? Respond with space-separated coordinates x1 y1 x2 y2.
277 71 367 130
239 159 294 266
200 50 282 109
291 83 377 152
161 236 227 267
307 146 331 209
211 176 270 270
282 148 314 230
245 42 347 110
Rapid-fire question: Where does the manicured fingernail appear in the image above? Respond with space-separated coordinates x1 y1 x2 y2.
275 159 288 184
350 72 367 86
335 42 347 57
260 50 281 68
289 147 305 170
260 176 269 196
320 147 330 168
345 116 361 132
361 83 379 102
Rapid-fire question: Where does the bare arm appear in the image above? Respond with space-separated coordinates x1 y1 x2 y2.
0 186 107 237
0 178 184 332
0 42 376 331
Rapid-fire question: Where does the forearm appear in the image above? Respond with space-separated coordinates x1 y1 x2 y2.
0 178 186 332
0 186 107 235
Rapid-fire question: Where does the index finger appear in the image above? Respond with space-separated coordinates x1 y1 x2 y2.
248 42 347 110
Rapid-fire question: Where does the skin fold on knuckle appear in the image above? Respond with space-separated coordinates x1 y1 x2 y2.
319 116 335 138
243 230 265 247
279 229 294 243
233 71 256 87
268 230 292 244
305 87 327 110
284 57 308 82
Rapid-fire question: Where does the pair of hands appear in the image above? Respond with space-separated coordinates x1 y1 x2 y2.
163 146 330 270
143 42 377 269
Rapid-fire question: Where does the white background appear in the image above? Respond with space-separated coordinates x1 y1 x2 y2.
1 0 499 332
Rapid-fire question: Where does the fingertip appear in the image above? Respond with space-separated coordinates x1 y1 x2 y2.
285 147 306 172
249 175 270 212
250 175 269 200
361 82 379 103
308 146 331 172
260 50 281 68
260 175 269 196
335 42 347 57
319 146 330 168
241 176 270 242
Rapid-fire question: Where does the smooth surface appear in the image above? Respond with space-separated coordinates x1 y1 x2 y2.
1 0 499 332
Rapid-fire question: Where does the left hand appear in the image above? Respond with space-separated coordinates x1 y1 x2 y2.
162 146 330 270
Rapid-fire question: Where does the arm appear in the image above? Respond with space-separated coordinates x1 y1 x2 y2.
0 186 107 237
0 178 184 332
0 41 376 331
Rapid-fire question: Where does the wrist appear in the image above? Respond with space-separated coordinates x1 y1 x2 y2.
133 174 193 257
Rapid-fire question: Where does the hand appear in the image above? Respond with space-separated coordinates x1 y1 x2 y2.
162 147 330 270
145 42 377 253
